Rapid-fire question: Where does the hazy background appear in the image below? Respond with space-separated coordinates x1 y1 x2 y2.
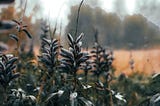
25 0 160 49
0 0 160 49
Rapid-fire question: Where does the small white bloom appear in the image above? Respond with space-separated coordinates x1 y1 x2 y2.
70 92 77 100
36 87 40 90
6 54 13 58
18 88 25 93
78 41 82 47
78 77 83 80
83 85 92 89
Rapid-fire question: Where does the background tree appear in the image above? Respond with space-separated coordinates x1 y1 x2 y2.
65 4 160 49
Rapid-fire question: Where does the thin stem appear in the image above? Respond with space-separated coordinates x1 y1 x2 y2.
3 87 7 105
16 31 22 56
37 74 46 103
22 0 27 19
75 0 84 37
85 74 88 83
73 72 77 91
108 83 113 106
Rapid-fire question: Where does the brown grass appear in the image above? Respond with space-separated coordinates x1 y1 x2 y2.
113 49 160 76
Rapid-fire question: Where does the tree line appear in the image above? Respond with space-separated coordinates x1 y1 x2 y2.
65 5 160 49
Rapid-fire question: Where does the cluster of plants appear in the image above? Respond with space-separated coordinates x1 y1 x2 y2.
0 19 115 105
1 19 160 106
0 3 160 106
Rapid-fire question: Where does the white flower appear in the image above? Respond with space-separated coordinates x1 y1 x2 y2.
70 92 77 100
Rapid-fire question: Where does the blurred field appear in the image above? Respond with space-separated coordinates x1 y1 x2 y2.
113 49 160 75
34 47 160 76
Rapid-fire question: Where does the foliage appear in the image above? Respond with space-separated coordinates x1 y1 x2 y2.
0 1 160 106
38 38 59 74
6 88 37 106
0 54 19 89
60 33 88 75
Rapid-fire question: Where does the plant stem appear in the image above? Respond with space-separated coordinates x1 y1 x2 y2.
75 0 84 37
3 87 7 105
37 74 46 103
108 82 113 106
85 74 88 83
73 72 77 91
16 31 22 57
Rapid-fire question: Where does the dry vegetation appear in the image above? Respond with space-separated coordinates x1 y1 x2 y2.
113 49 160 75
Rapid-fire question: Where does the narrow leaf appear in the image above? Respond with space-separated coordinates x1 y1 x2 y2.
9 34 19 42
67 33 74 44
22 29 32 39
76 33 84 43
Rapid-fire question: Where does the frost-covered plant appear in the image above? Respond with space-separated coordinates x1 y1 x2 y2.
89 30 114 106
0 54 20 104
6 88 37 106
45 33 94 106
37 37 60 103
40 22 49 52
60 33 89 87
0 54 19 90
91 43 113 81
60 33 88 72
38 38 59 74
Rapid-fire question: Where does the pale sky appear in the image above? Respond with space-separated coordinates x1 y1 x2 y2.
38 0 137 31
40 0 136 23
21 0 160 29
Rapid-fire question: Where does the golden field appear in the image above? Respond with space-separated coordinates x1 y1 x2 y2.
113 49 160 75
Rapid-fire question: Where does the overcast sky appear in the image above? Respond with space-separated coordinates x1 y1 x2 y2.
19 0 160 28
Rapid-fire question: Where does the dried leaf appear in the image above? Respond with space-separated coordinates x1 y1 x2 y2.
22 29 32 39
9 34 19 42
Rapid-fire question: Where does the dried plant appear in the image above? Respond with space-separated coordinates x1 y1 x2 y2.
12 19 32 39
